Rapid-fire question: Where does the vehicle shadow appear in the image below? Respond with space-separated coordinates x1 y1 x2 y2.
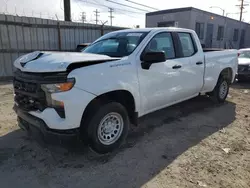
0 96 236 188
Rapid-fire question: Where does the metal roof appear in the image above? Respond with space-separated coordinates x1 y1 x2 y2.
146 7 250 25
146 7 193 16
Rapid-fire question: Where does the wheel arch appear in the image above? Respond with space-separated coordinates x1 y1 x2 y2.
80 90 138 133
219 67 233 83
212 67 233 90
209 67 233 93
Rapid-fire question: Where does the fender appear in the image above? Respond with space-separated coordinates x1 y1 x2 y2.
68 58 141 114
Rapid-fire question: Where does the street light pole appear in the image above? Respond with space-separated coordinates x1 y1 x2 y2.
210 6 225 16
210 6 226 48
224 12 242 48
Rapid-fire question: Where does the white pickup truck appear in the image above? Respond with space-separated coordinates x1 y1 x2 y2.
13 28 238 153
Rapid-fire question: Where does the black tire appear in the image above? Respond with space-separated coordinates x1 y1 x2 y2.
87 102 129 154
209 76 229 103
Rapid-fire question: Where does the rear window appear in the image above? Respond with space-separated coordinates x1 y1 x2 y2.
177 33 196 57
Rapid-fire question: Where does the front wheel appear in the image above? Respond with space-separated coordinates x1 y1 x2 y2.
209 76 229 103
87 102 129 154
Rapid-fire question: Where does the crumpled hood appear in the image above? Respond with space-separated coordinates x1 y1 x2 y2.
238 58 250 65
14 51 119 72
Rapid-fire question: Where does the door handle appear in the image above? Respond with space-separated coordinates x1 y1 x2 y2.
172 65 182 69
196 62 203 65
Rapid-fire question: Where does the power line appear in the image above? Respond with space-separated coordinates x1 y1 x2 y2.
124 0 159 10
94 9 100 24
108 8 114 26
115 8 138 18
236 0 249 21
76 0 143 26
76 1 84 11
106 0 150 12
78 0 144 14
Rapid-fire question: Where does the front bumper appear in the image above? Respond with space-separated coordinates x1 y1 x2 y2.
14 105 80 144
28 87 96 130
13 69 96 130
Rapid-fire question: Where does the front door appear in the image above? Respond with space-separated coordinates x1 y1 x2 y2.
138 32 183 114
205 24 214 48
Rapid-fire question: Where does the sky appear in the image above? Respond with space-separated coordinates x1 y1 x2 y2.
0 0 249 27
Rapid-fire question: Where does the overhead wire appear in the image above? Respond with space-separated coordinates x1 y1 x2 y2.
90 0 142 18
124 0 159 10
76 1 85 12
106 0 151 12
76 0 144 26
114 9 139 18
78 0 145 14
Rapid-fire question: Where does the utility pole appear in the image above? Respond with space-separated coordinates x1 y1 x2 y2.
81 12 86 23
108 8 114 26
64 0 71 21
94 9 100 25
236 0 249 21
239 0 244 21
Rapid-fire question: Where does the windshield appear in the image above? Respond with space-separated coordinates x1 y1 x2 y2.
239 51 250 59
83 32 149 57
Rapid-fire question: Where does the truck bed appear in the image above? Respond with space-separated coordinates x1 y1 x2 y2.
203 48 225 52
201 49 238 93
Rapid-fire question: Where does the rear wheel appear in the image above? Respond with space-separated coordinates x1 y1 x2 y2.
209 76 229 103
86 102 129 154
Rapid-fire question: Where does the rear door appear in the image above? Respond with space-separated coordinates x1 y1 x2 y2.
174 32 204 99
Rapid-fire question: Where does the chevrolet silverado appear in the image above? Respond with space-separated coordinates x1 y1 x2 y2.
13 28 238 153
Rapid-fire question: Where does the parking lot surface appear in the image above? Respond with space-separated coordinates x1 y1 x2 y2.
0 82 249 188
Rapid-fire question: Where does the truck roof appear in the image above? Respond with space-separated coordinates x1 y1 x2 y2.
114 27 195 33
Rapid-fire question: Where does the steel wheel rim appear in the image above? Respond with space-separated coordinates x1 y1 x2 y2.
97 112 124 145
219 81 228 99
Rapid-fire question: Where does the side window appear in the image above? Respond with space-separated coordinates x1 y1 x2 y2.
144 32 175 59
177 33 195 57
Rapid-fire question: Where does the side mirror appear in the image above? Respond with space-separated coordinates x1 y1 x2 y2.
141 51 166 69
